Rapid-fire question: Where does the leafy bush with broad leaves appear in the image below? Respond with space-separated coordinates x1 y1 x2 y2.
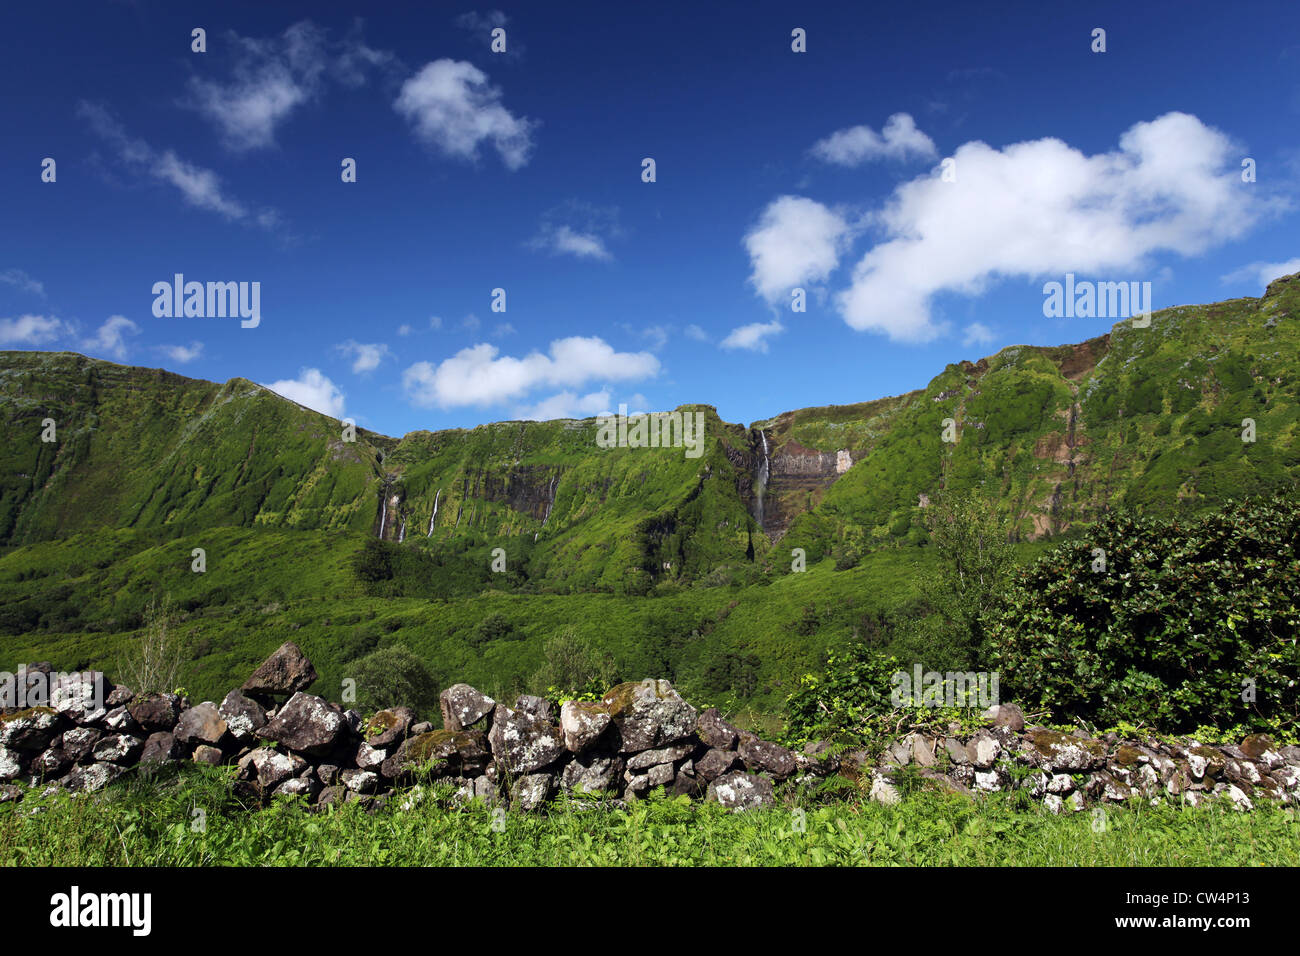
987 496 1300 734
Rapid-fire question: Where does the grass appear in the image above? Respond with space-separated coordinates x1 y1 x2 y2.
2 767 1295 867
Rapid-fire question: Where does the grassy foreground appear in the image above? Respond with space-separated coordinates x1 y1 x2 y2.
2 768 1295 867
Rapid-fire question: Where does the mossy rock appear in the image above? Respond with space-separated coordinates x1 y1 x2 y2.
1112 744 1144 767
0 706 56 723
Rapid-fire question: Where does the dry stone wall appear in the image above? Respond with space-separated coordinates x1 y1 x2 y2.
2 644 1298 814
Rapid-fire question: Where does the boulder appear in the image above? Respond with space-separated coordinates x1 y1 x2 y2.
514 695 554 722
380 729 491 780
706 770 775 811
626 742 694 771
439 684 495 732
696 708 740 750
0 707 62 751
61 727 104 763
243 748 303 791
1240 734 1275 760
256 693 346 757
738 735 796 779
126 693 183 733
50 672 110 724
694 748 738 782
559 700 611 752
510 772 555 811
218 690 267 743
342 769 380 794
192 745 223 766
91 733 144 764
33 747 72 780
139 732 184 765
103 706 139 734
1025 729 1105 772
66 763 123 793
242 641 317 696
983 702 1026 733
966 730 1001 770
364 707 414 748
174 702 228 748
559 752 620 794
0 747 23 782
602 680 697 753
488 704 565 774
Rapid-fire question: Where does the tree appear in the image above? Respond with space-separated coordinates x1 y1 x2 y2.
531 627 619 698
349 644 439 717
116 598 185 695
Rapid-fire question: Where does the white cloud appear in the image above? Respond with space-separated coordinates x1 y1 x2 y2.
394 59 536 169
720 320 784 352
336 339 391 374
811 113 938 166
402 336 659 409
429 315 443 330
82 315 139 360
0 314 66 346
744 196 852 303
397 323 413 336
544 225 611 260
0 269 44 296
684 324 709 342
962 322 996 347
529 202 620 261
1221 258 1300 290
264 368 345 418
460 314 480 332
160 342 203 363
493 322 516 338
834 112 1281 342
515 388 611 421
79 102 283 230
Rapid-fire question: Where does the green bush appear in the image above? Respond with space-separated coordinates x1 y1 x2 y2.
348 644 439 718
987 496 1300 734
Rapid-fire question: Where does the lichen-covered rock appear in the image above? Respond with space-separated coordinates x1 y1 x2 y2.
602 680 697 753
60 727 104 763
1026 729 1105 772
342 769 380 794
66 762 124 792
380 729 491 780
983 702 1025 733
707 770 774 811
92 733 144 765
626 742 694 771
560 752 620 794
869 774 901 806
256 693 346 757
514 695 554 722
219 690 266 743
243 748 303 790
139 731 184 765
0 784 22 803
355 742 387 770
0 746 24 782
50 674 109 725
242 641 317 696
439 684 496 732
364 706 414 748
33 747 71 780
1186 745 1225 780
510 772 554 811
126 693 183 733
192 745 224 766
103 705 139 735
0 707 62 751
488 703 565 774
174 702 229 748
559 700 611 752
696 748 738 783
738 735 796 779
696 708 740 750
274 775 322 800
966 730 1001 770
1240 734 1275 760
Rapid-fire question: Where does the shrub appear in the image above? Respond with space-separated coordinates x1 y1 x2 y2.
348 644 439 717
532 627 619 700
987 496 1300 734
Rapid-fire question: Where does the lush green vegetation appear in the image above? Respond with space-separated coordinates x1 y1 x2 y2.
2 766 1293 867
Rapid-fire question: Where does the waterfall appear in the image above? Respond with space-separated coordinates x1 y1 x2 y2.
534 475 558 542
397 516 406 543
754 430 770 531
377 491 387 540
427 488 440 536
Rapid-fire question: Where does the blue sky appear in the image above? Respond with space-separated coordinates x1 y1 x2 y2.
2 0 1298 436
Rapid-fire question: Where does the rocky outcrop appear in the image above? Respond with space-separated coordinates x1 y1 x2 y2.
3 645 1298 817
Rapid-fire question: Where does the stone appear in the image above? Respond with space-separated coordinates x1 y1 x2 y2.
91 733 144 764
1026 729 1105 772
439 684 496 732
646 762 674 788
602 680 697 753
316 764 340 786
105 685 134 708
738 735 796 779
510 772 554 811
0 747 24 782
514 695 554 722
244 748 301 790
355 742 387 770
192 745 223 766
317 785 346 807
982 702 1025 733
174 702 228 747
0 784 22 803
869 775 901 806
488 703 565 774
33 747 71 780
626 742 695 771
0 707 62 750
364 707 414 748
218 690 267 743
274 776 321 800
380 729 491 780
103 706 139 734
66 762 123 792
410 721 434 735
256 693 346 756
707 770 775 811
560 752 620 794
696 708 740 750
966 730 1001 770
139 731 184 765
242 641 317 696
559 700 611 752
906 733 937 768
944 737 970 765
61 727 104 763
342 769 380 794
126 693 183 733
50 672 110 724
695 748 739 782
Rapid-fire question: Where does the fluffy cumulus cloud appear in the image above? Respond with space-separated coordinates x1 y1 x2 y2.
79 102 282 230
185 21 396 151
810 113 937 166
830 112 1280 342
0 314 67 346
159 342 203 364
336 339 391 374
263 368 345 418
515 388 612 421
402 336 658 409
82 315 139 360
962 322 996 348
720 320 784 352
1222 257 1300 289
529 202 621 261
744 196 852 303
394 59 536 169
